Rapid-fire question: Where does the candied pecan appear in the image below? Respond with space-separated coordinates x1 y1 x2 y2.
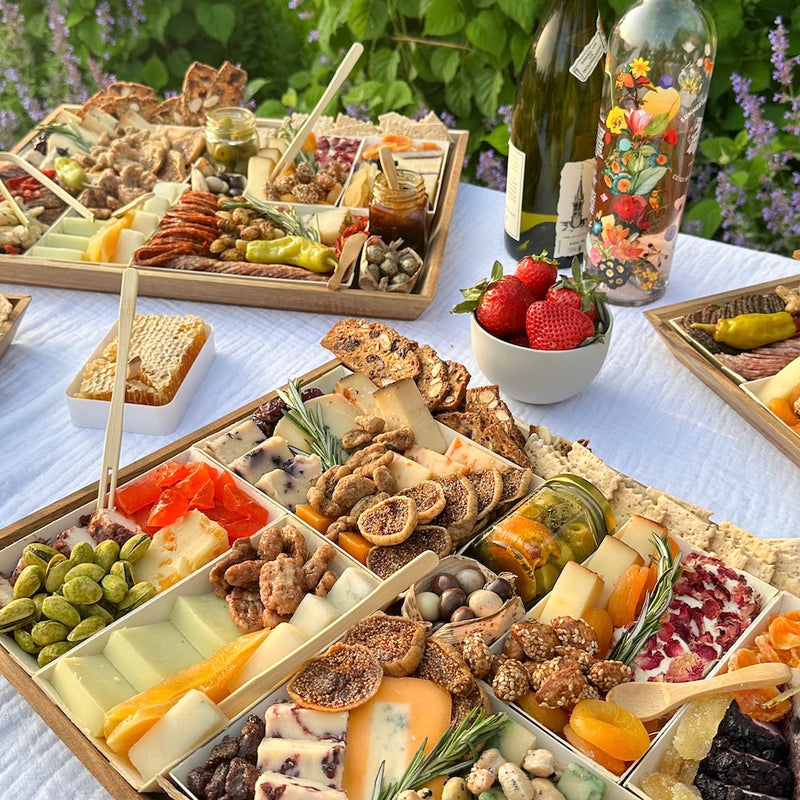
535 664 588 709
492 659 530 703
186 767 213 799
587 660 633 692
237 714 265 764
224 559 264 589
263 608 290 629
332 474 377 510
205 735 239 769
314 570 337 596
280 525 308 565
204 760 231 800
257 525 285 561
372 464 397 495
225 758 259 800
462 631 493 679
551 616 599 655
210 539 258 598
226 588 265 633
374 426 416 451
502 633 525 661
510 619 559 661
302 543 337 590
308 486 344 519
260 553 305 617
355 415 385 435
342 428 373 451
346 443 391 469
326 515 358 542
556 645 595 672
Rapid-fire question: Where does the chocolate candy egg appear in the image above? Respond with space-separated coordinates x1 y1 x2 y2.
484 577 513 601
416 591 441 623
439 587 467 619
468 588 504 618
431 573 460 595
456 568 485 595
450 606 475 623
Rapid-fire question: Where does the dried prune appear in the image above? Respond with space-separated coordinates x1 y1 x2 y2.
225 757 259 800
252 397 285 434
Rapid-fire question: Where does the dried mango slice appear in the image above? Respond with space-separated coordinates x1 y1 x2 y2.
769 615 800 650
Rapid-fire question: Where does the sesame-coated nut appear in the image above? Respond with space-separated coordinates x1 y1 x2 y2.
555 645 595 672
462 631 493 679
492 658 530 703
551 616 599 655
510 619 559 661
503 632 526 661
587 659 634 692
524 656 573 691
535 664 588 709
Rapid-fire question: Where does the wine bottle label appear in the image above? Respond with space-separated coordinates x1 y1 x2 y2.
570 26 607 83
553 158 595 259
504 140 525 239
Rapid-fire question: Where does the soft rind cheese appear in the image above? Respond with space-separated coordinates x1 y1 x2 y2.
257 739 346 788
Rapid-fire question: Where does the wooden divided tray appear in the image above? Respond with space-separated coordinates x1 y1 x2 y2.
0 107 468 320
645 275 800 468
0 292 30 361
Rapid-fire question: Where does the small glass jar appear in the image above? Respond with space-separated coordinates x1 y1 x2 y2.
368 169 428 255
469 474 615 606
204 107 259 175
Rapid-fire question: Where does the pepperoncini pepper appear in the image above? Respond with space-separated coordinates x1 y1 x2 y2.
691 311 800 350
54 156 88 190
245 236 338 274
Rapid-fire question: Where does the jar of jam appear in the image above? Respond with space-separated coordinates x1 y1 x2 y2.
368 169 428 255
469 474 615 606
204 107 259 175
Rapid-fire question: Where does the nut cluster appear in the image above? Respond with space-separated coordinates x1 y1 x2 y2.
462 616 632 710
210 206 288 262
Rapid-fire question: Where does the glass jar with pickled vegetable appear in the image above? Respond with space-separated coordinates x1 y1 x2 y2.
368 169 428 255
469 474 614 606
204 107 259 175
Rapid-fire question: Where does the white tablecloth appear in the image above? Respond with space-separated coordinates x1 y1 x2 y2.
1 182 798 798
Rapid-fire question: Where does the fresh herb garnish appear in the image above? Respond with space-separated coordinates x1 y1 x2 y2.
36 122 93 154
219 198 320 242
371 709 508 800
275 378 344 470
609 534 682 665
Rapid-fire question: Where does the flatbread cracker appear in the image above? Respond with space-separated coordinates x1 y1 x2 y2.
710 521 776 583
564 442 621 498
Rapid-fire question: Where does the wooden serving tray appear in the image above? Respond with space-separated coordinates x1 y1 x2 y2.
645 275 800 468
0 108 468 320
0 293 30 361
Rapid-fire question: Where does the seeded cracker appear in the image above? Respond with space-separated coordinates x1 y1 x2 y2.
710 521 777 582
320 319 420 387
416 344 450 409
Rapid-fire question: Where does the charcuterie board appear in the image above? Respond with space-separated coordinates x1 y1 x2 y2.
0 106 467 320
645 275 800 468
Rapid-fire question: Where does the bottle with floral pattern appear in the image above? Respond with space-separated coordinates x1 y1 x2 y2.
584 0 716 305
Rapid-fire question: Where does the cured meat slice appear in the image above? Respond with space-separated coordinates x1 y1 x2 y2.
161 254 328 281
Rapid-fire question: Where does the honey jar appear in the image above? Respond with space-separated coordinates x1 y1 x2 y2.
204 107 258 175
368 169 428 255
469 474 614 606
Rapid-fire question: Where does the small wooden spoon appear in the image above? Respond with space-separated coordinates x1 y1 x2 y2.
379 145 400 190
606 662 792 721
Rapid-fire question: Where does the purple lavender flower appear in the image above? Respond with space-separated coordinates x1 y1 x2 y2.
345 102 370 122
308 29 320 43
475 148 507 192
497 104 512 126
413 105 431 122
731 72 777 159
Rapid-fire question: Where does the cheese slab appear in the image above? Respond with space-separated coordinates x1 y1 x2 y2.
255 773 347 800
373 379 447 453
274 395 361 453
341 677 452 800
169 593 241 658
325 567 377 614
263 702 349 741
204 419 267 464
536 561 604 626
227 623 306 692
585 535 644 609
257 738 346 788
614 514 668 561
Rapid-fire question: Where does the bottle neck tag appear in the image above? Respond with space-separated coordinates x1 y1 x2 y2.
570 20 607 83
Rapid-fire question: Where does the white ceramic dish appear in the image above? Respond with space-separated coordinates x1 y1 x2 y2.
470 306 613 405
65 321 215 435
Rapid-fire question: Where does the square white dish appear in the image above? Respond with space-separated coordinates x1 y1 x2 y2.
65 320 215 435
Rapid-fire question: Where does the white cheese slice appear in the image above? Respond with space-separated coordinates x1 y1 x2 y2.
227 623 305 692
273 395 361 453
257 738 346 788
614 514 668 561
255 453 322 512
386 453 433 490
585 535 644 609
255 773 347 800
130 210 161 238
169 593 241 658
230 436 295 484
263 702 348 741
289 594 339 638
204 419 267 465
142 195 170 216
334 373 379 416
113 228 147 264
404 444 469 477
536 561 604 626
325 567 377 614
373 379 447 453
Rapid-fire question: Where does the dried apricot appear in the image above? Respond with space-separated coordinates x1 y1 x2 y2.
726 646 762 670
570 699 650 761
606 564 650 627
769 615 800 649
734 687 791 723
515 691 570 734
769 396 799 427
581 607 613 658
563 723 627 775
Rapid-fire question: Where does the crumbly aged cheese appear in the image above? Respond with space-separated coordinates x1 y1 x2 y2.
204 419 267 464
404 445 469 478
255 773 348 800
76 313 207 406
263 702 348 741
51 655 136 737
342 677 452 800
128 689 228 780
386 453 433 491
334 373 380 416
373 379 447 453
169 593 241 658
614 514 668 561
536 561 604 626
324 567 377 614
134 509 229 592
257 738 346 788
444 438 504 473
585 535 644 609
273 395 362 453
103 621 203 692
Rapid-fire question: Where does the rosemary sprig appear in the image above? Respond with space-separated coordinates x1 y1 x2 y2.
219 198 319 242
275 378 345 470
36 122 93 154
371 709 508 800
609 534 682 665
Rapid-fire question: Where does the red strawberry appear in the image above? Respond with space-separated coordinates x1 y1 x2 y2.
514 251 558 300
545 259 606 324
453 260 534 338
525 301 596 351
507 331 531 347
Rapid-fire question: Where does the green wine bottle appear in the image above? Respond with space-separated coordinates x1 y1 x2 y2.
503 0 605 268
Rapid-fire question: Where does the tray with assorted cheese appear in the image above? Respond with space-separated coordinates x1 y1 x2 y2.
0 63 467 320
2 317 800 800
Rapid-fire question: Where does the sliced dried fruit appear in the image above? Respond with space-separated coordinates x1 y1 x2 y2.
358 495 418 546
606 564 650 627
563 723 627 775
343 614 426 677
569 699 650 761
287 643 383 711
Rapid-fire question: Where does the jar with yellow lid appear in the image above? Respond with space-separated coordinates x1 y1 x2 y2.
204 107 259 175
368 169 428 255
469 474 614 606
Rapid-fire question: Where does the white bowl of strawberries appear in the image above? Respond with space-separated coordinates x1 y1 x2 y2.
455 254 613 404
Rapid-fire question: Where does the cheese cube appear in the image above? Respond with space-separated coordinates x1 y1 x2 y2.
257 739 346 788
404 445 469 477
130 210 161 238
264 702 348 741
273 395 361 453
112 227 146 264
134 509 229 592
204 419 267 465
228 623 306 691
230 436 295 484
585 536 644 609
754 355 800 404
615 515 669 561
445 438 505 473
128 689 228 780
255 773 347 800
290 595 339 638
50 655 136 737
142 195 170 216
387 453 433 490
169 593 241 658
325 567 377 613
104 622 203 692
334 373 379 416
46 233 91 250
373 379 447 453
536 561 604 626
